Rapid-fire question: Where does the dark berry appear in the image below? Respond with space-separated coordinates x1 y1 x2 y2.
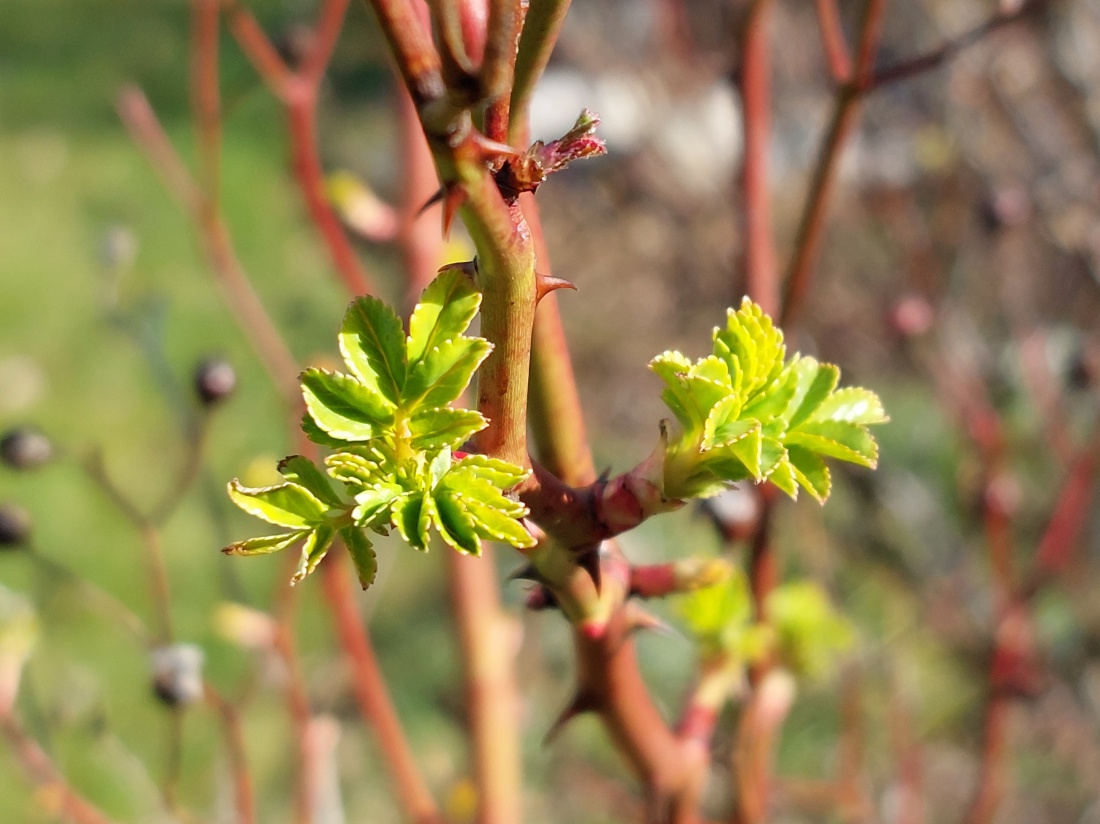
0 503 31 547
0 427 52 470
193 358 237 406
151 644 205 707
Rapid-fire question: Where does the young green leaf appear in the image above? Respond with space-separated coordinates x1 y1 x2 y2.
301 368 394 442
278 455 344 507
409 407 487 451
292 523 337 584
340 526 378 589
339 296 408 404
403 337 492 410
406 268 482 364
227 480 328 529
223 531 306 556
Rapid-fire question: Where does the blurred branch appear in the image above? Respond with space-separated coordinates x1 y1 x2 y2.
783 0 1043 326
0 713 120 824
510 0 573 147
868 1 1045 90
780 0 886 328
319 557 443 824
225 0 375 296
738 0 779 317
813 0 851 84
116 86 301 406
204 684 256 824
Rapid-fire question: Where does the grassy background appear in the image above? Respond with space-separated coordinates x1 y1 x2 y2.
2 1 1099 822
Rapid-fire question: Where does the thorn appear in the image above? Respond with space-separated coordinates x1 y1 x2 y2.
508 563 549 585
469 132 522 166
441 184 467 238
597 466 612 484
576 546 602 593
535 273 577 304
624 603 674 637
416 187 445 217
543 692 594 745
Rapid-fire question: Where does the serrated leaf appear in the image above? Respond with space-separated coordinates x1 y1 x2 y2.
222 531 305 556
277 456 343 507
784 421 879 468
228 480 327 528
715 299 785 401
392 493 428 550
340 526 377 589
326 449 389 488
428 447 453 488
339 296 408 404
759 436 787 478
403 337 492 410
351 483 404 526
292 523 336 583
433 491 481 554
409 407 487 451
809 387 888 425
300 412 352 448
689 355 731 388
784 358 840 429
465 498 535 548
443 471 528 518
726 426 763 478
767 457 798 498
453 454 529 490
702 396 744 450
407 269 482 364
742 363 801 422
301 369 394 442
787 446 831 503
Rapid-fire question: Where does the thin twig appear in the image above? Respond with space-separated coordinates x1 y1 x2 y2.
116 86 301 406
205 683 257 824
738 0 779 317
814 0 851 84
0 713 121 824
319 558 443 824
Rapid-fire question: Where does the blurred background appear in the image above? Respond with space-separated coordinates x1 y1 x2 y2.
1 0 1099 822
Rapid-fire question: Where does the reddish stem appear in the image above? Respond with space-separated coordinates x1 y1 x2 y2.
0 713 120 824
813 0 852 83
273 616 317 824
320 558 443 824
739 0 779 317
287 92 373 296
205 684 256 824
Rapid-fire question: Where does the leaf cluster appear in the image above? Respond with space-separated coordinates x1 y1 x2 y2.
678 574 852 678
652 298 887 503
223 271 534 589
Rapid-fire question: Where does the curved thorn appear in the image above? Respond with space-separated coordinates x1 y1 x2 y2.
535 273 577 304
543 692 595 745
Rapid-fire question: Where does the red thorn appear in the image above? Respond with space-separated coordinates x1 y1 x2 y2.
469 132 522 166
441 184 467 238
416 187 445 217
624 603 673 636
535 273 577 304
575 546 602 593
543 693 594 745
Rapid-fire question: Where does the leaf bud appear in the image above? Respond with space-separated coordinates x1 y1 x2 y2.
0 427 53 470
0 503 31 548
193 358 237 406
151 644 206 707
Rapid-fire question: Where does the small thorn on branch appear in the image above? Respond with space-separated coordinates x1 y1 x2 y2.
575 545 603 593
543 692 596 745
535 273 577 304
